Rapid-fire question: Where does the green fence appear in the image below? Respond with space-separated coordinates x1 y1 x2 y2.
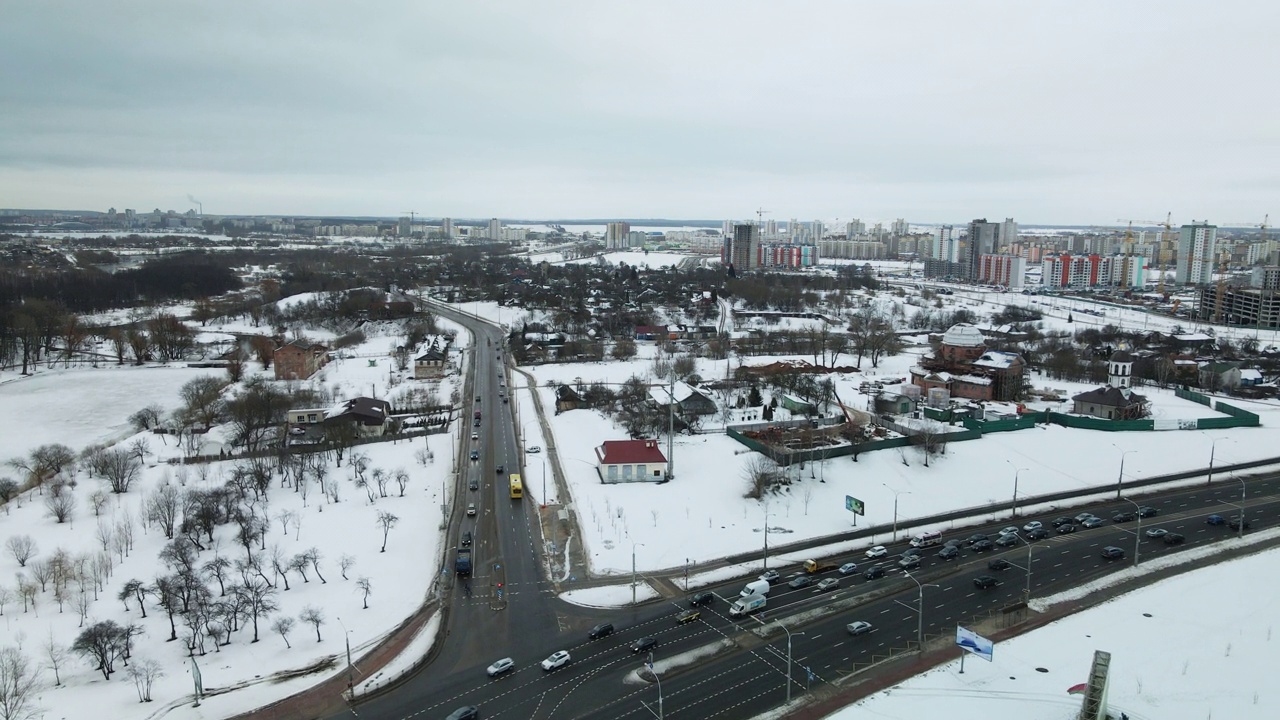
1177 388 1212 406
962 413 1040 434
1044 411 1154 431
1213 401 1260 427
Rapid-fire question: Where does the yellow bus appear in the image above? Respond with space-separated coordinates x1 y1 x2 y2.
509 473 523 500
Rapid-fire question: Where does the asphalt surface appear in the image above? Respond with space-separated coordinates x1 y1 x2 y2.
333 304 1277 720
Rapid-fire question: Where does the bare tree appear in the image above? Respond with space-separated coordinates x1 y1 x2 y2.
376 511 399 552
44 631 68 687
0 644 42 720
290 554 310 584
87 489 109 517
43 485 74 524
355 577 372 609
71 619 132 680
234 580 278 643
126 657 165 702
0 586 10 616
305 548 326 584
98 449 141 493
145 484 181 539
5 536 36 568
912 420 948 468
270 616 294 649
338 554 356 581
28 561 53 593
741 455 780 500
393 468 410 496
299 606 325 642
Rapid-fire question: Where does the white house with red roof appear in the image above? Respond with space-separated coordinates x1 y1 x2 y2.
594 439 668 483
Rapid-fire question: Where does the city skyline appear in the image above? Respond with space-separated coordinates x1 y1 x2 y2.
2 2 1277 223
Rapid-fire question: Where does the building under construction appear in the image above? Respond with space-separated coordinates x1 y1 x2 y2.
1196 284 1280 328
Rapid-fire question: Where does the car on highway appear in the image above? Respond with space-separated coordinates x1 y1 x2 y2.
846 621 873 636
446 706 479 720
1144 528 1168 539
469 479 478 491
676 610 701 624
527 445 542 454
944 538 964 548
630 637 658 654
1206 514 1226 525
1100 546 1125 560
901 547 923 558
1074 513 1096 523
971 539 996 552
471 432 479 441
1022 521 1043 533
469 450 479 461
473 418 481 427
897 555 921 570
838 562 859 575
495 465 505 475
1228 516 1252 530
937 546 960 560
817 578 839 592
461 531 472 547
690 592 714 606
1051 516 1074 527
475 396 481 402
1163 532 1186 545
987 558 1011 571
467 503 476 516
1137 506 1159 518
865 545 888 559
1056 523 1077 534
995 534 1019 548
588 623 614 640
863 566 886 580
973 575 999 589
1112 511 1135 522
486 657 515 677
759 570 782 584
965 533 989 546
999 526 1019 536
1026 527 1049 540
1082 517 1107 529
788 576 815 590
541 650 571 670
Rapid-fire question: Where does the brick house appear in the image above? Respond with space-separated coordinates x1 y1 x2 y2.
274 339 329 380
910 323 1026 402
413 338 451 379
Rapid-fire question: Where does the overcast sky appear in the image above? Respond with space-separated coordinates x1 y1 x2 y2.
2 1 1277 225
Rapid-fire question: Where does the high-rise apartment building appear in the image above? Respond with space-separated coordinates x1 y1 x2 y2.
723 223 760 272
932 226 958 262
765 219 778 240
442 217 454 239
809 220 824 243
976 254 1026 290
488 218 503 241
846 219 866 237
605 221 631 250
1000 218 1018 248
1176 223 1218 285
891 218 909 236
965 218 1001 279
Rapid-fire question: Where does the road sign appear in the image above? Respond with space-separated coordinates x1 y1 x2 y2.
845 495 865 516
956 625 994 662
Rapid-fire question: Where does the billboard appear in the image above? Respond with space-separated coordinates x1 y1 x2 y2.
955 625 994 662
845 495 865 516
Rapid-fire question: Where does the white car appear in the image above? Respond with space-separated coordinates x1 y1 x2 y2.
526 445 542 454
865 545 888 559
1022 520 1043 533
817 578 839 592
999 526 1019 536
847 621 873 636
467 503 476 516
540 650 570 670
486 657 515 677
471 433 479 441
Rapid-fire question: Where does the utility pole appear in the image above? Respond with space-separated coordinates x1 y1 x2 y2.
666 374 675 480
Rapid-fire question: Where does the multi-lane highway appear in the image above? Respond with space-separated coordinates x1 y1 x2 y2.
340 302 1276 720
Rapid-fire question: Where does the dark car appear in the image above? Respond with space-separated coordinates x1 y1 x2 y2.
495 465 505 475
1206 514 1226 526
1163 533 1186 545
937 546 960 560
1137 506 1159 518
973 575 998 589
863 566 886 580
971 539 996 552
473 418 481 427
788 576 815 590
995 534 1019 548
1051 516 1074 527
1026 527 1049 540
469 450 479 461
446 706 479 720
630 637 658 654
965 533 989 546
987 558 1011 571
1228 516 1252 530
461 531 472 547
690 592 714 606
1112 511 1135 523
1100 546 1125 560
588 623 614 640
1056 523 1077 535
475 396 482 403
902 547 924 558
944 538 964 548
469 479 478 491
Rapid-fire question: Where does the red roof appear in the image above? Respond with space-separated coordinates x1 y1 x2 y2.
595 439 667 465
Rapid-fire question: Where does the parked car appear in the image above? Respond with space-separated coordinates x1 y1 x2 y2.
759 570 781 584
676 610 701 624
1137 506 1159 518
690 592 714 606
817 578 840 592
1056 523 1077 534
1100 546 1125 560
865 545 888 559
987 558 1011 571
846 621 873 636
526 445 542 454
630 637 658 654
1144 528 1168 539
1022 521 1043 533
1026 527 1049 540
541 650 571 670
1163 533 1186 545
973 575 999 589
1206 514 1226 526
863 566 886 580
937 546 960 560
995 534 1019 548
971 539 996 552
838 562 859 575
1082 517 1106 529
588 623 614 640
1112 511 1135 523
788 576 815 590
486 657 515 677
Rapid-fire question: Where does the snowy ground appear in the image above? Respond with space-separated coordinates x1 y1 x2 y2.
0 317 467 720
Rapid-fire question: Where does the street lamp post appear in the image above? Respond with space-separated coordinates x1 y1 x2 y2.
1006 461 1026 518
632 542 645 604
1011 534 1040 600
882 485 911 543
1113 447 1136 500
645 652 665 720
336 617 354 693
1236 476 1247 539
775 620 800 704
902 573 930 652
762 507 772 570
1119 498 1142 566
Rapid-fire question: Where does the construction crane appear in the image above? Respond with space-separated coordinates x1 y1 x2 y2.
400 211 418 240
1119 214 1175 295
755 207 770 228
1113 220 1138 290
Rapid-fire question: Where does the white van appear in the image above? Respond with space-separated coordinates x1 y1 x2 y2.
909 530 942 548
739 579 771 598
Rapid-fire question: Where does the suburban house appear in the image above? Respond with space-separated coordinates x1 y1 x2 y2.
1199 361 1242 391
910 324 1026 402
326 397 394 436
594 439 668 483
413 338 451 379
1071 386 1150 421
274 339 330 380
554 384 582 414
648 381 718 417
